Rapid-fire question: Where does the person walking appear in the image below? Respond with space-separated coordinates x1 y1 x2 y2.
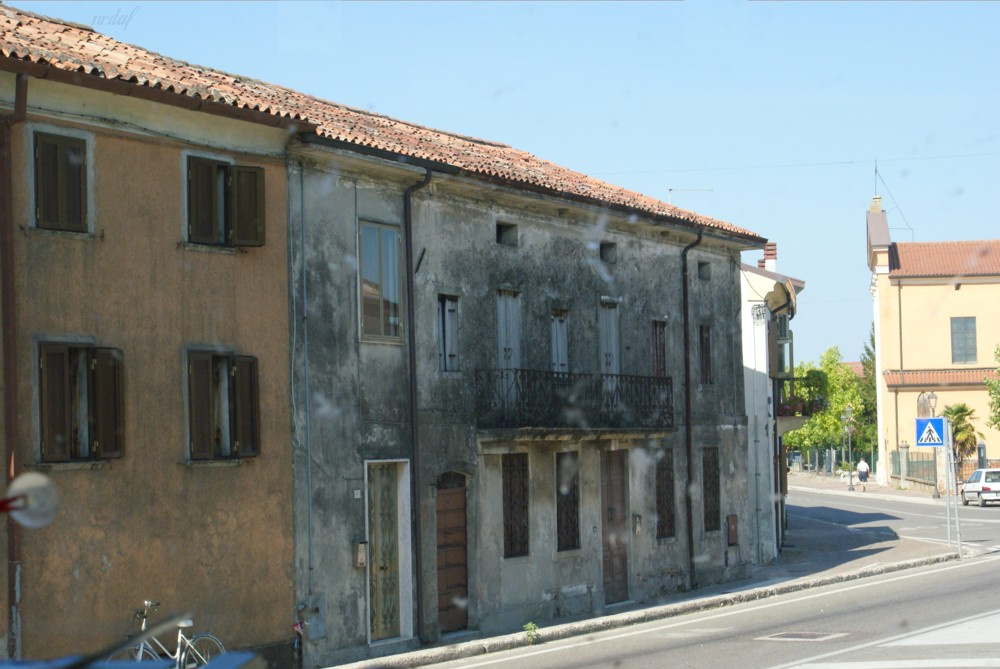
857 457 870 492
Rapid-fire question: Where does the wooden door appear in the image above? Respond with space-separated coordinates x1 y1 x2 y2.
600 450 629 604
436 473 468 632
368 463 400 640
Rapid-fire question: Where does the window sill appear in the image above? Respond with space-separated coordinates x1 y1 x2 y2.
29 226 94 239
181 242 239 255
28 461 106 472
360 336 404 347
182 458 253 468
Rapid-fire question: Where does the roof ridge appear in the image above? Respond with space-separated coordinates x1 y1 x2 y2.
0 2 94 33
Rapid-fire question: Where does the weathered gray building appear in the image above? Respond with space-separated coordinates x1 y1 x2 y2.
287 130 765 665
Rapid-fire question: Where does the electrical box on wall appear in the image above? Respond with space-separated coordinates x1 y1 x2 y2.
356 541 368 568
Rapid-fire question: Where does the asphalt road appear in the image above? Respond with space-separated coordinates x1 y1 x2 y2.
431 554 1000 669
428 491 1000 669
791 487 1000 557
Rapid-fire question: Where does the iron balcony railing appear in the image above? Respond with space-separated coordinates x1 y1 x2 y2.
474 368 674 430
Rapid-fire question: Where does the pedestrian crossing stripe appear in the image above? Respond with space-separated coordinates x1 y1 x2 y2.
917 421 943 445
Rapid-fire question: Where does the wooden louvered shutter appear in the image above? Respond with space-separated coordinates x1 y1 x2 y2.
34 134 63 230
230 356 260 457
92 347 123 459
188 352 215 460
188 157 220 244
230 166 265 247
39 344 71 462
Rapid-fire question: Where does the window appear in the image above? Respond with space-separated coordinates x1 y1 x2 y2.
34 132 87 232
438 294 459 371
652 320 667 378
703 447 721 532
38 343 122 462
951 317 977 364
600 241 617 264
556 452 580 551
188 351 259 460
359 221 401 338
502 453 529 557
551 309 568 373
496 222 518 247
697 261 711 280
655 449 675 539
187 156 265 247
699 325 712 385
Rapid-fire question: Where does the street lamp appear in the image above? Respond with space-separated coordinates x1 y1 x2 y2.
842 404 855 492
917 390 938 418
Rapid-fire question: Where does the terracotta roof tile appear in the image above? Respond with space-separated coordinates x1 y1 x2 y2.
883 368 999 388
0 4 762 242
890 240 1000 278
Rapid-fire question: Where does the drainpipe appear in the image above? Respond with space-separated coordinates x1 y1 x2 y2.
680 230 702 589
403 169 432 644
1 72 28 661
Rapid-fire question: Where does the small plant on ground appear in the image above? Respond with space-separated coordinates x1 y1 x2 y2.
523 621 539 645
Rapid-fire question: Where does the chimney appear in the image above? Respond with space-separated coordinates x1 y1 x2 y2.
757 259 766 269
869 195 883 213
763 242 777 272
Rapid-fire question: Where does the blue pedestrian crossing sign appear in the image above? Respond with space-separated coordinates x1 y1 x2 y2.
916 417 946 447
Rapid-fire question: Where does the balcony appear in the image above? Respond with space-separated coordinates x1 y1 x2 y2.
775 373 827 436
474 368 674 431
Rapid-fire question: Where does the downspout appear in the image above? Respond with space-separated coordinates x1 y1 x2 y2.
680 230 703 589
403 169 432 643
1 72 28 661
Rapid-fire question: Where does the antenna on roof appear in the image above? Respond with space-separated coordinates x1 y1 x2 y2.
666 188 713 205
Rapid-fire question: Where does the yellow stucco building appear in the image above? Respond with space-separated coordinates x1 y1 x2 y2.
867 196 1000 489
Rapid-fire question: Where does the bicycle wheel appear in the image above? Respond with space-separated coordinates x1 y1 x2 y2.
108 644 158 662
180 633 225 669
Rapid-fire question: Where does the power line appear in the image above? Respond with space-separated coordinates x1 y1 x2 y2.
590 150 1000 177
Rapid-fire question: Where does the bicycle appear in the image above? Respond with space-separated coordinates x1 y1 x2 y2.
108 600 225 668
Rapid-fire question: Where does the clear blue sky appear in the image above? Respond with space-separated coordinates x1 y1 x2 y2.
12 0 1000 364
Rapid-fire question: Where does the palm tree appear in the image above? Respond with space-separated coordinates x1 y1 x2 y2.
942 403 985 462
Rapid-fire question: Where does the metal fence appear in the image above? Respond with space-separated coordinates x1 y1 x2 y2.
890 449 937 486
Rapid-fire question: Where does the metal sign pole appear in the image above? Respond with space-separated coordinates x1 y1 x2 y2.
948 420 963 558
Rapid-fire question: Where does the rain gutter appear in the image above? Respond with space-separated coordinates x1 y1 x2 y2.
680 230 703 589
404 170 433 644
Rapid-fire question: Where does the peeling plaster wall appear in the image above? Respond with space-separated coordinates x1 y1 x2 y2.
288 146 751 665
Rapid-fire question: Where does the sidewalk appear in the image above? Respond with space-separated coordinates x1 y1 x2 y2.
339 472 958 668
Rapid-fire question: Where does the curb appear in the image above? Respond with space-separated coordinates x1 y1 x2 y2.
339 552 960 668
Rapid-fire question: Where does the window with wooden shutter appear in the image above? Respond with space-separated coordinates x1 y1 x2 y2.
188 351 215 460
92 347 124 459
230 166 265 247
502 453 529 558
555 451 580 551
188 350 260 461
231 356 260 457
34 132 87 233
187 157 265 248
38 342 123 463
39 344 71 462
655 449 675 539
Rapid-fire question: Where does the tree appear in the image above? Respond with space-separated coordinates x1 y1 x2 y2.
854 326 878 460
942 403 984 462
782 346 864 464
986 344 1000 431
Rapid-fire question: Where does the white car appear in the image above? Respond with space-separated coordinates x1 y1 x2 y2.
961 469 1000 507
